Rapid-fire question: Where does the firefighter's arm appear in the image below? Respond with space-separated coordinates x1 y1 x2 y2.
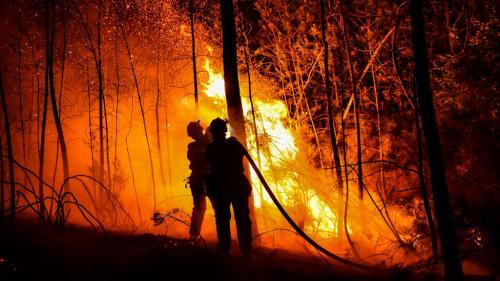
228 137 247 156
187 142 195 161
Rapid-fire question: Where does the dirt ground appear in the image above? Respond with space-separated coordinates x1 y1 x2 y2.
0 218 493 281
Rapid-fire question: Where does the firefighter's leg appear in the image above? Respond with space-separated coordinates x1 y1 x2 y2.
233 195 253 255
214 196 231 252
189 184 207 239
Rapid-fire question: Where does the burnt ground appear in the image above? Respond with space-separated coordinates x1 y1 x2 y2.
0 218 493 281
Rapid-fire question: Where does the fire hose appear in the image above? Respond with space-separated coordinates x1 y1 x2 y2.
243 149 373 271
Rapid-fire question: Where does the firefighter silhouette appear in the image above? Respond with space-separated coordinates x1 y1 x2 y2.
186 121 211 240
205 118 252 255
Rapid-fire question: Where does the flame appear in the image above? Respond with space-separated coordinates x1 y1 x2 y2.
202 60 225 101
201 57 340 238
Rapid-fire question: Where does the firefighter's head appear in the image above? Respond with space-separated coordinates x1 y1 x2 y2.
187 121 204 140
209 118 227 140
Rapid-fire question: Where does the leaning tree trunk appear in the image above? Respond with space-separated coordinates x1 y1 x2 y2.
220 0 258 236
320 0 345 239
47 0 70 197
409 1 463 280
0 73 16 219
121 24 157 212
52 3 67 188
38 0 51 221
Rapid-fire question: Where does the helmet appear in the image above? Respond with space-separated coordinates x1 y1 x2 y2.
187 121 203 137
209 118 227 135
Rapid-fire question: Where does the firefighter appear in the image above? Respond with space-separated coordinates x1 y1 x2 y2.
205 118 252 256
186 121 211 240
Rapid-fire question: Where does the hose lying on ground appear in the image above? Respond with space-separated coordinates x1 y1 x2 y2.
243 149 373 271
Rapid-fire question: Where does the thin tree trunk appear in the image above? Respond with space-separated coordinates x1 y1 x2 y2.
242 38 265 218
305 98 325 169
365 1 386 199
320 0 345 241
52 2 67 188
235 9 267 210
103 91 112 189
124 78 142 221
32 33 41 160
365 15 403 244
410 1 463 280
320 0 344 197
156 42 166 185
17 35 27 175
242 41 260 170
0 73 16 219
339 9 363 198
220 0 258 236
413 86 439 260
353 88 363 199
97 0 105 194
71 0 103 195
47 0 70 199
190 0 199 111
340 93 359 257
162 46 173 189
86 58 96 193
38 0 51 221
335 7 359 255
113 26 120 184
120 24 157 211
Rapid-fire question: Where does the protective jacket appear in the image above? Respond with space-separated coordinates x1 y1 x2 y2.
205 137 251 198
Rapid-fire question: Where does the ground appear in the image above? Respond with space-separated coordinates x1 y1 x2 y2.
0 218 493 281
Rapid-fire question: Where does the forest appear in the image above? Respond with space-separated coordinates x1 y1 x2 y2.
0 0 498 280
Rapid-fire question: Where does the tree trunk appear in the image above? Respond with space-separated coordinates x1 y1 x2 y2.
48 0 70 197
86 57 96 193
156 43 166 185
190 0 199 111
121 24 157 211
409 1 463 280
113 26 120 185
52 1 67 189
17 35 27 175
242 41 260 171
413 88 439 260
0 72 16 219
339 9 363 199
97 0 105 193
320 0 345 242
162 47 173 190
103 90 112 188
220 0 258 236
38 0 51 221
